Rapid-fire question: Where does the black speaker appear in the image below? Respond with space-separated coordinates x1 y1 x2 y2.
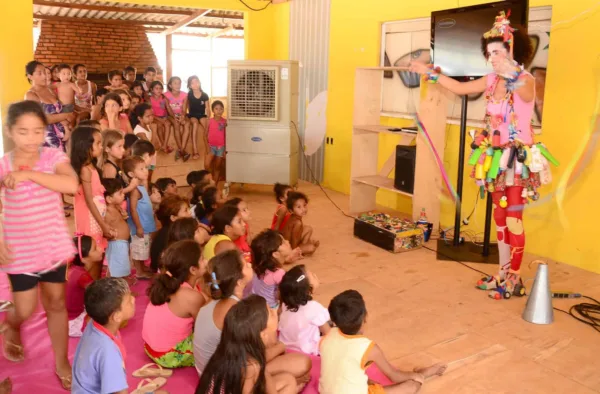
394 145 416 194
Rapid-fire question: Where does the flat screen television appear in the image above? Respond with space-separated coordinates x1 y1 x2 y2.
431 0 529 79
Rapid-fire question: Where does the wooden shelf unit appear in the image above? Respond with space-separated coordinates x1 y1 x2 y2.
350 67 450 229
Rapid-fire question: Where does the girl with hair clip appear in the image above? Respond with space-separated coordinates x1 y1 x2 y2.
202 205 246 261
193 249 254 375
71 126 116 252
99 129 139 198
142 240 208 368
99 92 132 134
249 229 293 309
410 10 553 300
66 234 103 337
0 101 79 389
278 265 331 356
165 76 191 162
194 186 225 226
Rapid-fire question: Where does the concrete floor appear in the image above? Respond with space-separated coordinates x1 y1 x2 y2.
235 181 600 393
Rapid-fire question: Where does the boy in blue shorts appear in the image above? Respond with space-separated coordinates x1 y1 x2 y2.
72 278 134 394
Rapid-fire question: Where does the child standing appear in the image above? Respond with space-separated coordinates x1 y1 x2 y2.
204 100 227 184
143 240 207 368
73 64 97 120
123 156 156 277
131 139 157 184
281 191 320 256
71 278 136 394
271 183 292 231
54 64 80 138
102 179 136 279
150 81 173 153
99 92 132 134
279 265 330 355
320 291 447 394
249 229 293 308
0 101 79 390
165 76 190 162
99 130 138 195
71 126 115 251
186 75 210 160
104 70 124 92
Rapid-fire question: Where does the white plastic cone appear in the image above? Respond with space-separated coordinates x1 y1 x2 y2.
522 263 554 325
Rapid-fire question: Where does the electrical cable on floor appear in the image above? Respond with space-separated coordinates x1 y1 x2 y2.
237 0 272 12
290 121 599 333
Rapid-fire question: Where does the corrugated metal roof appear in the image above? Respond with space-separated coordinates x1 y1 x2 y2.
33 0 244 34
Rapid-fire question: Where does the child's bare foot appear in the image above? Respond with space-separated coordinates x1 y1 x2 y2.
1 325 24 363
0 377 12 394
414 363 447 378
312 240 320 248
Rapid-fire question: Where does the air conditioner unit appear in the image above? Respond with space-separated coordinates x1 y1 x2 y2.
226 60 299 186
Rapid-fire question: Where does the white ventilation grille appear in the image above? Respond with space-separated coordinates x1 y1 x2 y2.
229 67 279 121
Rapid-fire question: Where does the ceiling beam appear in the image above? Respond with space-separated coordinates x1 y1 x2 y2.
208 26 235 38
33 14 243 30
144 28 243 38
160 9 212 35
32 0 243 19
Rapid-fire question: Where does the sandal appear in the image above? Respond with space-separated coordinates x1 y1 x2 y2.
0 301 13 313
130 377 167 394
132 363 173 378
55 370 72 391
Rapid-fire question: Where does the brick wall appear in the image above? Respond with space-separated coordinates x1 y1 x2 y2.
34 19 162 76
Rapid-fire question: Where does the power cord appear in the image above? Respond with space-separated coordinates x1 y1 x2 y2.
237 0 272 12
553 296 600 333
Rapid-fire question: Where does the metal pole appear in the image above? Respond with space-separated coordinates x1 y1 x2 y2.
482 191 493 256
453 95 468 246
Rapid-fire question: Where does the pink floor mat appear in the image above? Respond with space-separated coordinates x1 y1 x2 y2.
0 273 392 394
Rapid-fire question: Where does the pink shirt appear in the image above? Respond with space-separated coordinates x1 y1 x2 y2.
142 282 194 352
150 96 168 118
486 72 535 145
207 118 227 147
66 265 94 319
0 148 76 274
164 91 187 115
100 114 131 133
279 300 330 355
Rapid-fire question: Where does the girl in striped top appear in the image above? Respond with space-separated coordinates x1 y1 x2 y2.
0 101 79 390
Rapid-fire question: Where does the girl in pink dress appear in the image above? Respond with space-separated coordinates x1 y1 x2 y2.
410 11 556 299
70 126 116 251
165 76 190 162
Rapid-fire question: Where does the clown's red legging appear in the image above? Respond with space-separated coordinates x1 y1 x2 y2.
491 186 525 279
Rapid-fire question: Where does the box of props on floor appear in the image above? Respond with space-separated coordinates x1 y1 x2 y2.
354 212 424 253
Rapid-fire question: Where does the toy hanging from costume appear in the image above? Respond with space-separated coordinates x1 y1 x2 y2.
469 10 558 299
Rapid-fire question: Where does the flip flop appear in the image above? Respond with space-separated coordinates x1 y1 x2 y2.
132 363 173 378
0 301 13 313
130 377 167 394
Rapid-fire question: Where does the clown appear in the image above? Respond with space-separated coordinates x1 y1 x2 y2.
410 10 556 299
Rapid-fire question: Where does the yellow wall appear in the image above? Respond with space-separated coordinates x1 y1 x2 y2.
0 0 288 142
324 0 600 272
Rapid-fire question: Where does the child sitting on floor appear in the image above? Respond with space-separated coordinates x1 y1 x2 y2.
202 205 246 261
102 179 135 281
194 186 224 226
281 191 320 256
320 290 447 394
272 182 292 231
225 197 252 259
142 240 207 368
187 169 213 188
278 265 330 356
155 177 178 197
250 229 293 308
195 295 298 394
67 235 103 337
124 133 139 158
123 156 156 278
90 88 108 121
72 278 135 394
